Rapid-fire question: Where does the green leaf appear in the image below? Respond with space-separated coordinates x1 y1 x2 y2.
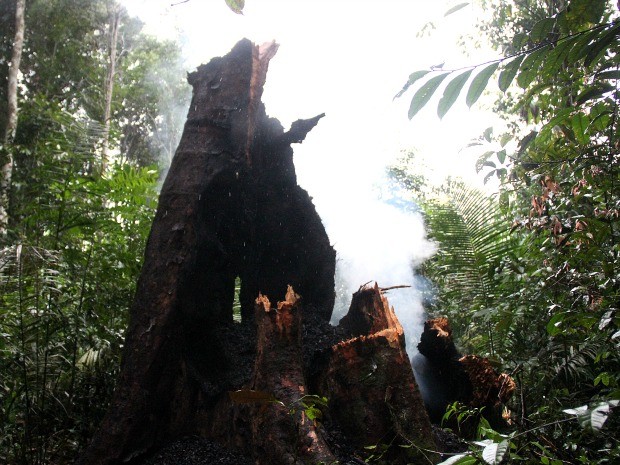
408 73 450 119
299 394 328 407
466 62 499 107
575 83 615 106
590 103 612 131
304 406 322 421
596 70 620 81
498 55 525 92
482 440 509 464
512 32 528 51
542 38 576 76
476 151 496 172
422 182 517 314
438 69 474 118
225 0 245 14
538 107 572 141
437 454 477 465
530 18 556 43
499 133 512 147
546 312 566 336
584 22 620 67
444 2 469 17
571 113 590 145
394 70 431 99
567 0 607 26
568 28 601 63
594 372 610 386
484 169 497 184
517 45 551 88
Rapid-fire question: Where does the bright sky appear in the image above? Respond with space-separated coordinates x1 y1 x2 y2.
120 0 503 346
121 0 500 189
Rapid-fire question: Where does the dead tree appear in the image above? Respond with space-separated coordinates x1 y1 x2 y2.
77 39 436 465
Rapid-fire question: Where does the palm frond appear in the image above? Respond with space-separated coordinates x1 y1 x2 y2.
423 181 516 313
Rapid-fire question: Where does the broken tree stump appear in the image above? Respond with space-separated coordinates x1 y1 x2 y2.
248 287 336 465
412 317 516 432
317 283 438 464
77 39 436 465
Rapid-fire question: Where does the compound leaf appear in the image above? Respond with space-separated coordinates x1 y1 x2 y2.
498 55 525 92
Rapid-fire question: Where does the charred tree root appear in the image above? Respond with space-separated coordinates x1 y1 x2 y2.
77 40 436 465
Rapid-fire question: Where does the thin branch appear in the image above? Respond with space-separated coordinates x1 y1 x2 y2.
379 285 412 292
415 20 617 78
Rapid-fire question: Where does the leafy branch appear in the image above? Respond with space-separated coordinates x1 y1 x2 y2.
396 18 620 119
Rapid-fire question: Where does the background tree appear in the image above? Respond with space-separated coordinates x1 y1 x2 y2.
101 1 120 171
1 0 25 233
0 1 189 463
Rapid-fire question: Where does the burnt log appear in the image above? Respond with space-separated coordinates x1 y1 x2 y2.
77 39 435 465
412 318 516 432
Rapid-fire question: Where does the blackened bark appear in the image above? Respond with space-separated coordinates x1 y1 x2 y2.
248 288 336 465
77 39 336 465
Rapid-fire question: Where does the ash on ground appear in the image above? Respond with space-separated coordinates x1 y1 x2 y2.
142 436 253 465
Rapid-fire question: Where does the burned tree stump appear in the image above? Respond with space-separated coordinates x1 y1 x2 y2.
412 318 516 432
317 284 438 464
248 288 336 465
77 39 435 465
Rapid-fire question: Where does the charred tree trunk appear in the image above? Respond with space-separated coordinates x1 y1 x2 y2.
77 39 435 465
248 288 336 465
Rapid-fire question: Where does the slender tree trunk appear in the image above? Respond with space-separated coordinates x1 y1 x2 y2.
1 0 26 234
101 3 120 173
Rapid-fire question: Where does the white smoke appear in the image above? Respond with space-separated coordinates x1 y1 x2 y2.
316 182 437 354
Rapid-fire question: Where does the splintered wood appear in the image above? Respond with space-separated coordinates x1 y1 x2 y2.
317 283 437 464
